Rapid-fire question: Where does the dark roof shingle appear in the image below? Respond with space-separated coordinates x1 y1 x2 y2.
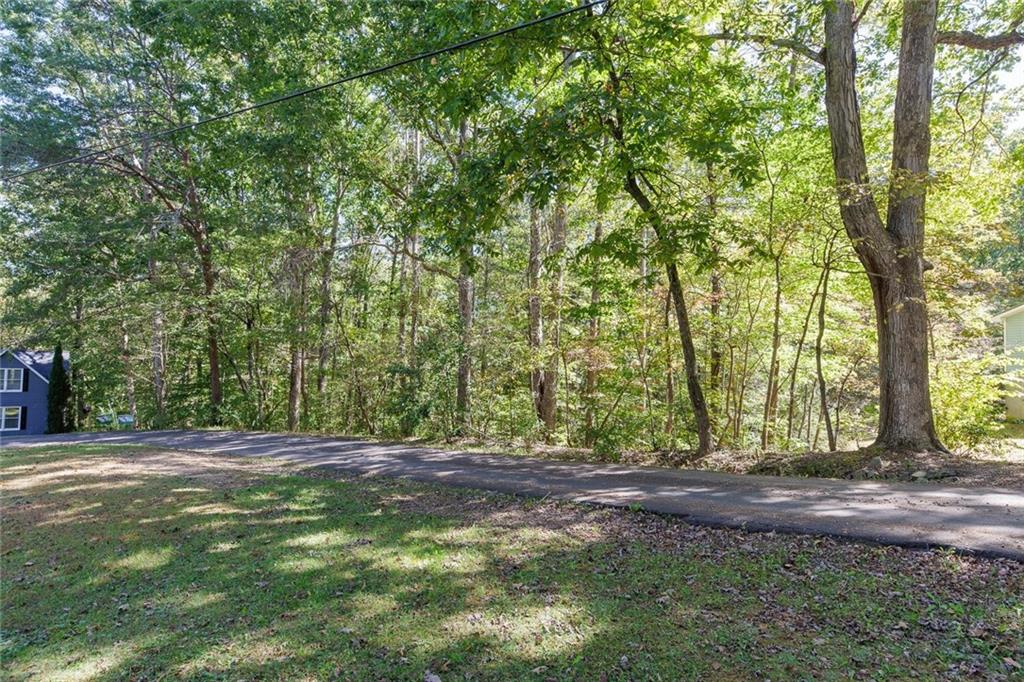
3 349 70 382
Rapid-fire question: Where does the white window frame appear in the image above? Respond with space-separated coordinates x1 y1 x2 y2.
0 406 21 431
0 368 24 392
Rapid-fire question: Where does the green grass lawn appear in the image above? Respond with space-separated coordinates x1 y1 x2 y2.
1 445 1022 681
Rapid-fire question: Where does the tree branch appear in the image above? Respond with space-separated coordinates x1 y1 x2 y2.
702 33 824 65
363 240 457 281
937 21 1024 50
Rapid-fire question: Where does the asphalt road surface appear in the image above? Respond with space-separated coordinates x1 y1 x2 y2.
4 429 1022 560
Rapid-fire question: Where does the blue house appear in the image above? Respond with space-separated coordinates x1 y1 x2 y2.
0 349 70 436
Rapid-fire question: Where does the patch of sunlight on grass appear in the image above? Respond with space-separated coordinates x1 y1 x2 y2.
512 525 578 545
348 592 401 620
180 502 252 516
417 602 596 659
51 482 138 494
177 591 226 610
38 501 105 526
110 546 174 571
259 514 326 525
394 553 438 571
378 533 490 575
247 491 282 502
137 513 186 525
405 525 480 543
274 556 329 573
194 519 242 532
284 530 356 549
15 639 141 681
502 603 595 653
434 549 487 574
209 541 240 553
176 627 298 677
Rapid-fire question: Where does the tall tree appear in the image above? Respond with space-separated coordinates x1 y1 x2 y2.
46 343 72 434
711 0 1024 451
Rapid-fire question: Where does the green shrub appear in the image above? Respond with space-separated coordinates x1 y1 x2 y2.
931 357 1004 451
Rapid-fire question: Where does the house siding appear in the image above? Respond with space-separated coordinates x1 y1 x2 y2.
1006 311 1024 419
1007 312 1024 369
0 353 48 436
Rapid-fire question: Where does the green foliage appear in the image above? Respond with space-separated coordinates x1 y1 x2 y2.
931 357 1005 451
1 0 1022 457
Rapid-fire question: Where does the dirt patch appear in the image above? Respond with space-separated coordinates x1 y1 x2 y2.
744 448 1024 488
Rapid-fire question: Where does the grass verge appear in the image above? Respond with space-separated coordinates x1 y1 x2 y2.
1 445 1022 680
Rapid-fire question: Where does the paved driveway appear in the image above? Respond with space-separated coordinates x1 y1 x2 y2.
3 429 1022 560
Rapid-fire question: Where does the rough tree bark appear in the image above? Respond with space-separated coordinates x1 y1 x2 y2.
822 0 942 451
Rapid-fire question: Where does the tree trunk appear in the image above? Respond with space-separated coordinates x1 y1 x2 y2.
140 142 166 426
199 242 222 424
178 148 223 426
149 272 166 425
539 202 565 438
408 229 421 364
706 163 723 415
456 242 474 434
822 0 944 452
318 179 342 397
760 255 783 449
583 217 602 448
663 291 675 437
528 204 544 425
287 254 308 432
664 261 713 456
120 317 137 427
815 255 836 451
288 341 302 431
396 240 409 358
785 264 826 441
408 130 422 364
622 174 713 456
709 270 723 386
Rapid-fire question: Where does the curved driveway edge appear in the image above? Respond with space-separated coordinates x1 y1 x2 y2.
3 429 1022 561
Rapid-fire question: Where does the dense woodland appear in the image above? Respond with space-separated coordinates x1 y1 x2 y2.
1 0 1022 456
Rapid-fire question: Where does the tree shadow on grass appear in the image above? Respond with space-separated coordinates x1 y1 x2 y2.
1 448 1022 680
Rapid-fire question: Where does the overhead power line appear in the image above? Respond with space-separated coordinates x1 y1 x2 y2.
3 0 608 182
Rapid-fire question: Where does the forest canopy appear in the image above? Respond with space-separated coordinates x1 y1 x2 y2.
1 0 1022 456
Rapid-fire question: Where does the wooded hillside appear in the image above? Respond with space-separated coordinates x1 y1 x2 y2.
2 0 1022 456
